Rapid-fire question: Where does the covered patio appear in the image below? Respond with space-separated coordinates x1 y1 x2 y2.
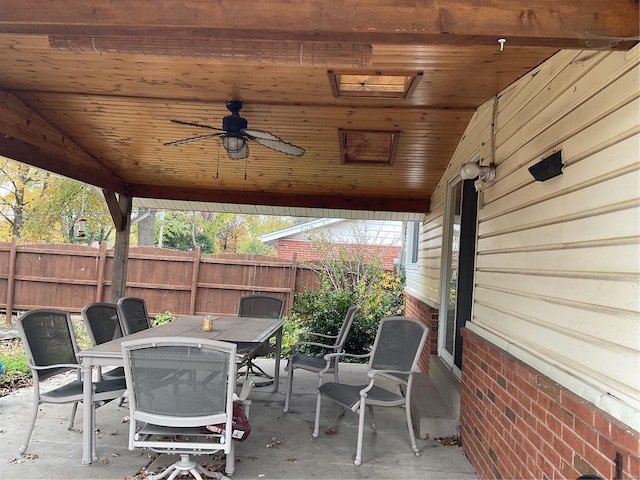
1 3 638 479
0 359 477 480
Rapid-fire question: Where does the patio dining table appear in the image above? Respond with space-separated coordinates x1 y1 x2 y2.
76 314 284 466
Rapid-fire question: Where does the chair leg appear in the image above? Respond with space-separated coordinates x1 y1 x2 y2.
67 401 78 430
354 397 367 466
19 394 40 454
367 404 376 430
225 440 235 476
283 362 294 413
404 398 420 455
312 387 323 438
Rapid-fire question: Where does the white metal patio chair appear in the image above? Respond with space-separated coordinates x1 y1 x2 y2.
233 295 285 386
283 305 360 413
117 296 152 335
16 309 127 456
312 316 428 466
121 336 244 479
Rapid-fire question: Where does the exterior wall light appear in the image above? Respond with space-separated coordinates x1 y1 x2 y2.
460 162 496 182
529 151 564 182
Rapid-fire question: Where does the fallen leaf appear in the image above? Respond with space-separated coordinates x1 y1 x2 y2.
23 453 38 460
110 429 119 436
324 428 337 435
101 458 109 465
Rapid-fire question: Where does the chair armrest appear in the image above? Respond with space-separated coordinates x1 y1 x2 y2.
367 368 413 378
31 363 80 371
298 331 338 341
318 352 372 376
236 380 255 419
294 340 338 350
366 368 414 386
237 379 254 403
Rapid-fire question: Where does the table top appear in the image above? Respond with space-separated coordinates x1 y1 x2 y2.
77 315 284 364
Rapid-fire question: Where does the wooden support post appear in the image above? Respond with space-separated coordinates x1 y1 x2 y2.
6 236 17 322
96 241 107 302
189 246 200 315
103 190 132 302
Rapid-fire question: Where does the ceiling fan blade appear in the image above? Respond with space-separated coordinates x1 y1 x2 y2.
164 133 222 146
243 128 282 141
170 119 224 131
226 142 249 160
249 136 306 157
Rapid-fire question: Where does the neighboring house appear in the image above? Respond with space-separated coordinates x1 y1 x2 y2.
260 218 402 270
403 47 639 479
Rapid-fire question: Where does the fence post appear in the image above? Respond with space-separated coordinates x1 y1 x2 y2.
96 241 107 302
6 236 17 322
189 246 201 315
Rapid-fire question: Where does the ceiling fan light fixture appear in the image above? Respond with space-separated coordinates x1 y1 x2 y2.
222 134 247 154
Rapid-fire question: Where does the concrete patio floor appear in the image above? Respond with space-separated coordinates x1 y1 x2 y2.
0 360 478 480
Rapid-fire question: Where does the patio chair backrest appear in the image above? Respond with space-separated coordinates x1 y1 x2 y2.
117 296 151 335
81 302 124 345
237 295 284 319
335 306 360 351
121 337 236 432
368 316 427 384
16 309 79 381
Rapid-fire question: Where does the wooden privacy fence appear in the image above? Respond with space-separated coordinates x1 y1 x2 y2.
0 238 319 319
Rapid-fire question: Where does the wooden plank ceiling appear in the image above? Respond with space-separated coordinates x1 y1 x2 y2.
0 1 637 220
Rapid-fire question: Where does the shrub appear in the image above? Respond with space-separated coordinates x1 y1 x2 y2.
0 339 30 385
291 285 355 355
153 311 177 326
290 228 406 360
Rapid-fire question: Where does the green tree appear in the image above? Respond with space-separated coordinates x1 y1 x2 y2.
0 159 49 240
24 178 113 244
156 211 214 253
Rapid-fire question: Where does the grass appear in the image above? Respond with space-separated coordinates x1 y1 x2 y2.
0 317 91 390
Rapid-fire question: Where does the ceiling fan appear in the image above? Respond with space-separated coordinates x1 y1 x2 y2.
164 100 305 160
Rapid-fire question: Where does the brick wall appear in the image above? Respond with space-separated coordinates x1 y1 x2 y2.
404 293 439 373
276 239 401 271
461 328 640 479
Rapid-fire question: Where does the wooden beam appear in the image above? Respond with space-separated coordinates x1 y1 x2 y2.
104 192 132 301
0 91 126 192
0 1 637 49
103 190 127 232
129 183 428 214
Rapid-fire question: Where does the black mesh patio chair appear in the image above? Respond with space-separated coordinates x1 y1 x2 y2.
283 305 360 413
81 302 126 379
233 295 285 386
312 316 428 466
121 336 248 479
16 309 127 455
117 296 152 335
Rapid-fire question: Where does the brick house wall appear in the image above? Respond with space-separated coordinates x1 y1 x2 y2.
275 239 401 271
461 328 640 480
404 293 439 373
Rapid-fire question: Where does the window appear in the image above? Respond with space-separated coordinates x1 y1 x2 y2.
407 221 421 267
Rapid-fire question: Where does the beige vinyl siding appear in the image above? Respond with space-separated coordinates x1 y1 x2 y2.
408 45 640 430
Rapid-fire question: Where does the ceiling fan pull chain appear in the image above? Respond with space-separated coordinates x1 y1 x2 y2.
216 143 220 179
